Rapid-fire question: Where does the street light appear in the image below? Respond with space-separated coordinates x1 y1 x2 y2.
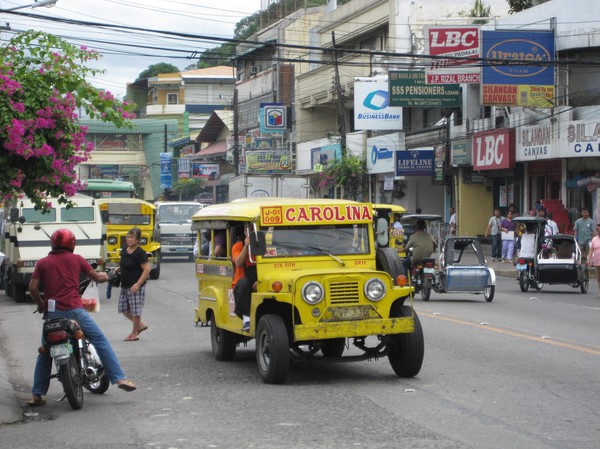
3 0 58 11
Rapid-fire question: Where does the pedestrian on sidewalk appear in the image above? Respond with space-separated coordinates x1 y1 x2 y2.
485 208 503 261
449 207 457 236
501 210 517 262
587 223 600 297
574 208 594 259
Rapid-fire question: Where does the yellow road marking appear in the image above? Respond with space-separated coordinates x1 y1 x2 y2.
418 310 600 356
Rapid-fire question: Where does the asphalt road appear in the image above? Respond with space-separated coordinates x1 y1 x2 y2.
0 258 599 449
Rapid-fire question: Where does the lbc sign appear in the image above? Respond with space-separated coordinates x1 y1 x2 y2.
472 129 515 171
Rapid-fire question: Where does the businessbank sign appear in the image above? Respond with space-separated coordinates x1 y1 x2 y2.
354 80 403 130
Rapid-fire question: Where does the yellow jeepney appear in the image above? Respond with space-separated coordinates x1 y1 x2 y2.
373 203 407 257
98 198 161 279
191 198 423 384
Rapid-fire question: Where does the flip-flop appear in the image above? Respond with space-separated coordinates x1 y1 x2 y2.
124 334 139 341
26 398 46 406
117 380 137 392
138 325 148 334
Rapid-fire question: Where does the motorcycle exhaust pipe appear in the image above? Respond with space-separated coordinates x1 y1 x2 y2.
85 366 98 381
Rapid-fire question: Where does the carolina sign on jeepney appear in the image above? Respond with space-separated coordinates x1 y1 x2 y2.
261 204 373 226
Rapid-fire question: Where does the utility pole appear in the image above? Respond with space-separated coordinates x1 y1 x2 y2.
331 31 347 157
233 87 240 175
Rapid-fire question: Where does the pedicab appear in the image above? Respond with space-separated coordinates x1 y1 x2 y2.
513 217 588 293
422 236 496 302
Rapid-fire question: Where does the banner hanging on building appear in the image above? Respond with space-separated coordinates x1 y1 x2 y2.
395 148 435 176
424 25 481 84
389 71 460 107
192 163 220 179
481 30 555 107
354 80 403 130
178 158 190 179
160 152 172 189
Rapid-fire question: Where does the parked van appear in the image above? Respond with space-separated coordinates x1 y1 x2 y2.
1 194 105 302
97 198 161 279
191 198 423 384
155 201 204 260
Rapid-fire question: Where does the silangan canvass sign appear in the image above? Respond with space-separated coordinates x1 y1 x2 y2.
424 25 481 84
560 121 600 157
516 124 554 161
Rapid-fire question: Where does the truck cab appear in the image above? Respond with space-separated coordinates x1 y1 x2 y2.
155 201 204 260
98 198 161 279
1 194 105 302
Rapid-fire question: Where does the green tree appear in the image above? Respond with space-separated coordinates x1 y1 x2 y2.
470 0 491 23
170 178 205 201
0 31 135 210
508 0 533 13
136 62 180 81
318 154 368 201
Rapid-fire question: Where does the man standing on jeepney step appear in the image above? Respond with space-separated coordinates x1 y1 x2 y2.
232 224 257 332
574 208 594 259
485 208 503 262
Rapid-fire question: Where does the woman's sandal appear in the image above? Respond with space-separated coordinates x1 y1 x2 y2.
124 334 139 341
26 398 46 406
117 379 137 392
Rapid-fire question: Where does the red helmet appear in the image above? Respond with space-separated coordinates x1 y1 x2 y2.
51 228 76 252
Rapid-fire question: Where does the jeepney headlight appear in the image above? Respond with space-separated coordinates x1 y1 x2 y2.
140 237 148 245
302 281 324 304
364 278 386 301
107 236 117 245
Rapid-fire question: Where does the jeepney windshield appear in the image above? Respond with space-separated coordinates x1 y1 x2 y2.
108 214 151 225
264 224 370 257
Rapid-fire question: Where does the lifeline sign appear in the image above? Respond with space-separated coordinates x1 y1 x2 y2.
261 204 373 226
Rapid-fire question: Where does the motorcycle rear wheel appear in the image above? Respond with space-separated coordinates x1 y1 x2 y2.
84 374 110 395
519 272 529 292
58 353 84 410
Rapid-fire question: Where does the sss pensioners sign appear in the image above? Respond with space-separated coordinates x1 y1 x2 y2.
472 128 515 170
389 71 460 107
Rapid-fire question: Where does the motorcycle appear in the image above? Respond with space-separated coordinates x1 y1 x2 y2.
37 278 109 410
405 249 436 301
516 257 543 292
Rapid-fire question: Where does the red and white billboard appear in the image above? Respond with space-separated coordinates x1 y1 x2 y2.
473 128 515 171
424 26 481 84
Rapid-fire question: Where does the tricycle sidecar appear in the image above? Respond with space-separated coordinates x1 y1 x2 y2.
536 234 588 293
425 237 496 302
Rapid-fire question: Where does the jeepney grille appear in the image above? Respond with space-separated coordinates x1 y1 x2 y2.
328 281 360 304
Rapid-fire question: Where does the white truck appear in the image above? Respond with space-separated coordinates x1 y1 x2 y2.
0 194 105 302
155 201 204 260
228 175 309 201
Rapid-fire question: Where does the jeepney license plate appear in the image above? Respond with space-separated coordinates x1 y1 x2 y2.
330 306 370 321
176 247 188 252
423 267 435 274
516 263 526 270
50 343 72 358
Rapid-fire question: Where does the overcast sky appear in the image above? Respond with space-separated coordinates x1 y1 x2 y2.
0 0 262 98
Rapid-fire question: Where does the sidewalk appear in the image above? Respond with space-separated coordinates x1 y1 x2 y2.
0 345 22 424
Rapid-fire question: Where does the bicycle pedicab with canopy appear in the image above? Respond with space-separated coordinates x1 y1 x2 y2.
513 216 588 293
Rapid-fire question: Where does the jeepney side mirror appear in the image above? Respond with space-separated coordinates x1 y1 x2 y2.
9 208 20 223
250 231 267 257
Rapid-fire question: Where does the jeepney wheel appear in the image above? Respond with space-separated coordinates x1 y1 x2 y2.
388 305 424 378
149 253 161 280
484 285 495 302
210 317 237 361
376 248 404 281
519 272 529 292
4 268 12 297
256 314 290 384
580 270 589 294
320 338 346 357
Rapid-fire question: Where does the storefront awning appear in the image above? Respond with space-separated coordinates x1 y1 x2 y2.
190 141 227 159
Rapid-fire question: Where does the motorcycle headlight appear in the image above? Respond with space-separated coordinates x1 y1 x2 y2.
364 278 386 301
107 236 117 245
140 237 148 245
302 281 324 304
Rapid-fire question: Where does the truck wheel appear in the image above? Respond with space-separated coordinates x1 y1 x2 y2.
376 248 404 282
256 314 289 384
12 276 27 303
388 305 424 378
0 261 4 290
5 269 12 297
210 318 236 361
149 254 160 280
